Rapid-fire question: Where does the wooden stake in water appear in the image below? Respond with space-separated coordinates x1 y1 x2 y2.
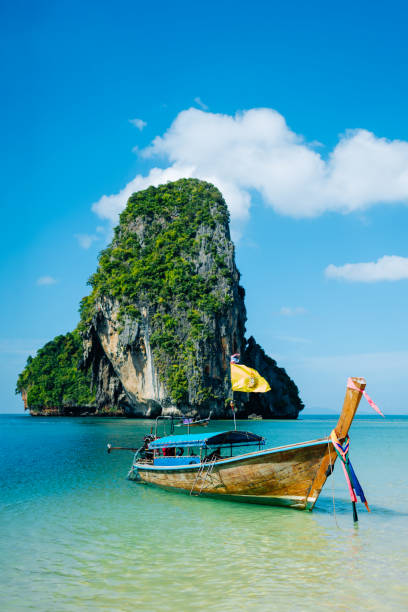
352 501 359 523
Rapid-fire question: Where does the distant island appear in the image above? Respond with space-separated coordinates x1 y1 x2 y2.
16 179 303 419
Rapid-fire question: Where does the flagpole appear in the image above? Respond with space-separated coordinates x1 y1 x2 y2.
230 352 271 433
231 396 237 431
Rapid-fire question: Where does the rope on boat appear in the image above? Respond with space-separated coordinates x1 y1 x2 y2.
346 378 384 417
327 380 381 525
127 449 141 480
330 429 370 523
327 437 342 530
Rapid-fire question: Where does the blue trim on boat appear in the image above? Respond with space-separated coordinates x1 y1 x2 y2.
137 438 329 472
154 456 200 466
149 431 225 448
148 429 265 449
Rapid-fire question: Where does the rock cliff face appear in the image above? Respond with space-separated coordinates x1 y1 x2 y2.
80 179 303 418
242 338 301 418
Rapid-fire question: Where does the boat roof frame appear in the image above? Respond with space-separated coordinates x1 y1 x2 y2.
153 414 211 438
148 430 265 450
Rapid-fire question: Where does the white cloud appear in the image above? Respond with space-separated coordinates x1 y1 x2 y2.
325 255 408 282
75 233 99 249
37 276 57 286
92 107 408 232
194 97 208 110
280 306 307 316
0 338 47 356
129 118 147 130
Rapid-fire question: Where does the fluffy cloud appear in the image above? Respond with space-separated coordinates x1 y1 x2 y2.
75 233 98 249
0 338 47 356
280 306 307 316
93 108 408 229
37 276 57 286
325 255 408 282
194 97 208 110
129 118 147 130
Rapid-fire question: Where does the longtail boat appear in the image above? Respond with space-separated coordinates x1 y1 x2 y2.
175 412 212 428
126 377 370 511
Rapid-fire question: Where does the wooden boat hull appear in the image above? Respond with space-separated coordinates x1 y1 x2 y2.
135 439 335 509
132 377 367 511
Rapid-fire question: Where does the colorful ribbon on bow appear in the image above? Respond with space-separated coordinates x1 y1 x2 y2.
330 429 370 522
347 377 384 417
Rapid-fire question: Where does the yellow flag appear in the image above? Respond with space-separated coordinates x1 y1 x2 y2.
231 363 271 393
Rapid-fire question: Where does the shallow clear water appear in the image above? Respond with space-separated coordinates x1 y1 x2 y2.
1 414 407 611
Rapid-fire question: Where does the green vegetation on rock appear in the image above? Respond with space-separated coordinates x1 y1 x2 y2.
79 179 234 404
16 330 95 408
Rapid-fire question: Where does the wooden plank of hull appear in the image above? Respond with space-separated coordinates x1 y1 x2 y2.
136 441 330 509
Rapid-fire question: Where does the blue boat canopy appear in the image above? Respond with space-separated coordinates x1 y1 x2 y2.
148 430 265 449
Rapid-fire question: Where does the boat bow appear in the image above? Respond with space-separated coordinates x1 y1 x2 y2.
306 377 366 509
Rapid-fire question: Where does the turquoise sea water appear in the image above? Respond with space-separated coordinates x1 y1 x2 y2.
1 414 408 611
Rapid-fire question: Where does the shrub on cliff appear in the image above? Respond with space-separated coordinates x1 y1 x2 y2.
16 330 95 408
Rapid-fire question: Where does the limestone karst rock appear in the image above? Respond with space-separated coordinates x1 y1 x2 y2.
80 179 303 418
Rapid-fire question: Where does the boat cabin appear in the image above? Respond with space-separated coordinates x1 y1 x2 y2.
147 430 265 466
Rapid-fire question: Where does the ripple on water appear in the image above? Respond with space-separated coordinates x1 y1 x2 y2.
1 415 408 610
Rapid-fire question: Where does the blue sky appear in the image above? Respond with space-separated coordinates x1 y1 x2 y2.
2 0 408 414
